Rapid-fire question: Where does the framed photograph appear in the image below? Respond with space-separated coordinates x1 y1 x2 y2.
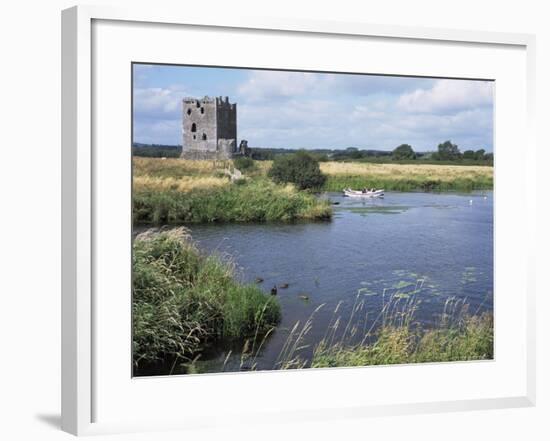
62 5 536 435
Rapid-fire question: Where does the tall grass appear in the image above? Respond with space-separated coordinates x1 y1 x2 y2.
133 158 332 224
133 179 332 224
133 157 232 178
277 286 493 370
132 228 281 371
133 175 229 193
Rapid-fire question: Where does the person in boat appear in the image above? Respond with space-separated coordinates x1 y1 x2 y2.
362 188 367 193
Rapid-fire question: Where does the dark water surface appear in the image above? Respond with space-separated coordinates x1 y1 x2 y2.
139 191 493 374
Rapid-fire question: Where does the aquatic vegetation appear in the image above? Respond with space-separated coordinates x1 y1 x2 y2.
344 206 410 216
310 312 493 367
277 287 493 370
132 228 281 372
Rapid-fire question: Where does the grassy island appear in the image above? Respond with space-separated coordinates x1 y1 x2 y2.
133 157 332 224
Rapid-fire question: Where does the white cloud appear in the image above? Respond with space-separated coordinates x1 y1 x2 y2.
237 71 434 102
397 79 494 113
238 71 326 101
133 70 494 151
133 86 187 119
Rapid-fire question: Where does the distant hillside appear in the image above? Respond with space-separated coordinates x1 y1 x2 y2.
131 144 490 165
133 143 182 158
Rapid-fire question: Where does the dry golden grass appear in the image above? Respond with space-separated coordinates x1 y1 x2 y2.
319 161 493 182
133 157 233 178
133 157 236 193
133 175 229 193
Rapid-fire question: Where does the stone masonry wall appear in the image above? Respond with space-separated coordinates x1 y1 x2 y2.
181 96 237 160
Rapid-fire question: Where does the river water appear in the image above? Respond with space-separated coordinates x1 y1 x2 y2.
138 191 493 374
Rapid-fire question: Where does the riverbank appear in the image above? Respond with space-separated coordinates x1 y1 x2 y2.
133 157 332 224
311 313 493 368
133 228 281 373
275 295 493 370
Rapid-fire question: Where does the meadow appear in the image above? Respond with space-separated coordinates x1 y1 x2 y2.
319 162 493 192
133 157 332 224
242 159 492 192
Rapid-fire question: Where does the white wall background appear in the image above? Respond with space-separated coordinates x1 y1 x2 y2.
0 1 547 440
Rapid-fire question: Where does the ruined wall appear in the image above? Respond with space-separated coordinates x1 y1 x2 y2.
182 97 217 152
181 96 238 160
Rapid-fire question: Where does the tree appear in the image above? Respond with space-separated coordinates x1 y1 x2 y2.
463 150 475 160
268 150 327 190
392 144 416 160
474 149 486 160
436 140 461 160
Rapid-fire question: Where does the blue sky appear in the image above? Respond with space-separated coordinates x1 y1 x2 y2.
133 64 494 152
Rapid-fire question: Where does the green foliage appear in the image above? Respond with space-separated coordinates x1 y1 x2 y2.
392 144 416 160
322 174 493 192
133 228 281 370
268 150 327 190
436 140 462 160
233 156 256 171
463 150 475 160
474 149 486 160
311 314 493 368
133 179 332 224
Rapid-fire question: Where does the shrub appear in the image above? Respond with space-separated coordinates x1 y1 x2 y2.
268 150 327 190
233 156 256 171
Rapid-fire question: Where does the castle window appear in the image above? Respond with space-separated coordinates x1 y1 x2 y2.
187 108 192 115
196 101 201 108
200 107 204 114
191 123 197 132
202 133 207 140
193 135 196 140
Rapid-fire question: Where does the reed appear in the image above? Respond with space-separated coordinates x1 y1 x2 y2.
277 287 493 369
133 179 332 224
132 228 281 371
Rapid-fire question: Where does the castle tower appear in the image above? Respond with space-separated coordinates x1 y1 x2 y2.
181 96 237 160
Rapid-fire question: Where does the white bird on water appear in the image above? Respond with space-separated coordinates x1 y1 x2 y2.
469 199 473 205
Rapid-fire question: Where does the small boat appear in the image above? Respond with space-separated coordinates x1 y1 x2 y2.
343 188 384 198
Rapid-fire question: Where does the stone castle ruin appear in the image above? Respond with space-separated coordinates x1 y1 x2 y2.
181 96 247 160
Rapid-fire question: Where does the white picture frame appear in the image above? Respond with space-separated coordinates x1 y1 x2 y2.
62 5 537 436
